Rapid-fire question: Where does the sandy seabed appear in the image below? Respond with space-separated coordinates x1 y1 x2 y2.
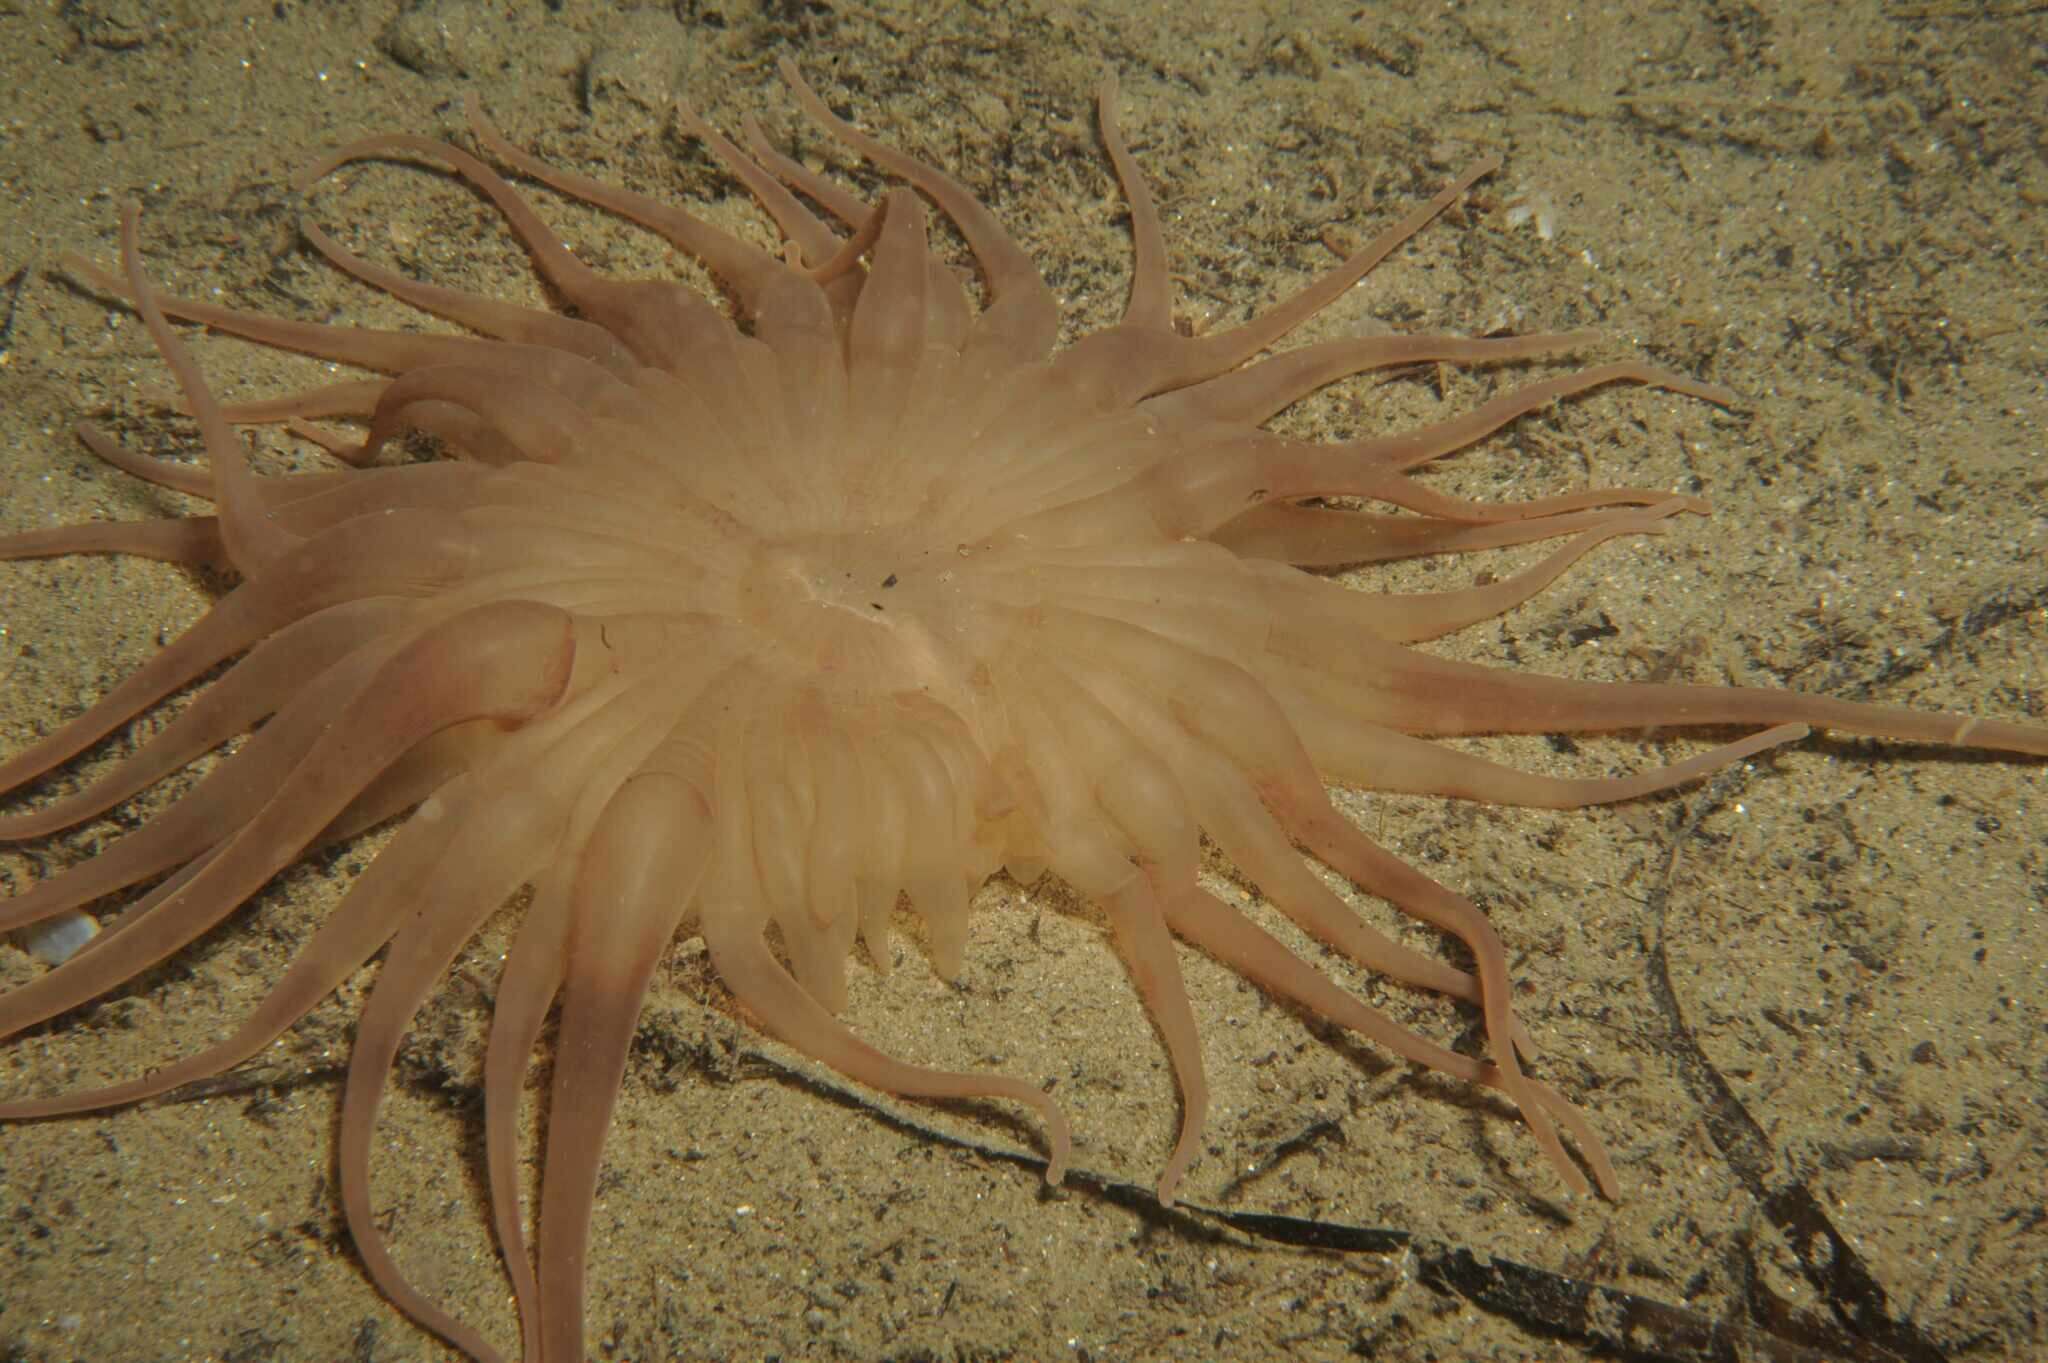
1 2 2042 1360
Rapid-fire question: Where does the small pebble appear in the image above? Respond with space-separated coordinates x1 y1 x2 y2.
378 0 507 79
16 909 100 966
584 10 700 117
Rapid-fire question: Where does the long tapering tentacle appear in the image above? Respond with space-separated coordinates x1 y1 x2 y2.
701 901 1073 1185
0 508 475 797
535 771 710 1362
0 600 572 1041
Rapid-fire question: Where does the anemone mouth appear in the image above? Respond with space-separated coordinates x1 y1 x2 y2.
2 56 2043 1363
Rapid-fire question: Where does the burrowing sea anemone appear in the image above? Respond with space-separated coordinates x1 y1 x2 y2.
2 61 2042 1362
